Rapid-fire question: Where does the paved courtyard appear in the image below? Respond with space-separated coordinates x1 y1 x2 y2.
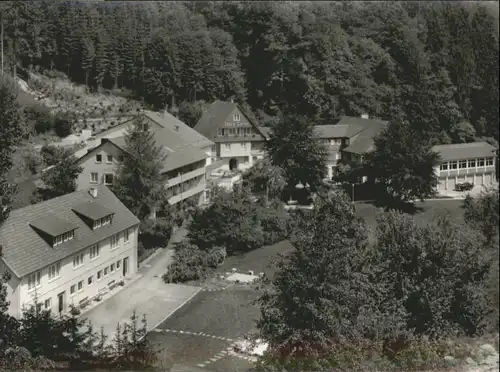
81 227 202 342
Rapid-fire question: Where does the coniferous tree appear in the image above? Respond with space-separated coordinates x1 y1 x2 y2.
112 117 168 222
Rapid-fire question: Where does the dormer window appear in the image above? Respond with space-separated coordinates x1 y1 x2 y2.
93 214 112 229
233 114 241 122
72 201 115 230
54 230 75 246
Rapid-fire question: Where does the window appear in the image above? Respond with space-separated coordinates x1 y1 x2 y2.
102 215 112 226
335 153 341 160
468 159 476 168
106 155 113 163
124 229 130 243
110 263 115 273
104 267 108 276
224 144 231 150
73 253 84 268
240 142 248 149
37 303 42 312
48 262 60 280
110 234 120 249
440 162 449 171
233 114 241 121
90 172 99 184
88 276 93 285
142 122 149 132
104 173 114 185
449 161 458 170
116 260 121 269
97 270 103 280
459 160 467 169
78 281 83 291
54 235 63 246
486 157 494 166
96 154 102 163
54 230 74 246
44 298 51 309
70 285 76 295
93 218 102 229
28 271 41 290
118 155 124 162
89 244 100 260
478 158 485 167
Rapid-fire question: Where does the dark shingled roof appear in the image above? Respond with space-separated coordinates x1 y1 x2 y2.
0 185 140 278
313 124 364 139
142 110 214 149
194 100 266 140
29 215 79 237
72 201 114 221
194 100 237 139
432 142 497 162
105 135 207 173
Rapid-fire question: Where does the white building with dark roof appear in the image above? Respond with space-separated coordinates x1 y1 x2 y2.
432 142 497 192
0 185 139 318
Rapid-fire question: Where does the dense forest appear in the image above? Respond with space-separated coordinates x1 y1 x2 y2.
0 1 498 144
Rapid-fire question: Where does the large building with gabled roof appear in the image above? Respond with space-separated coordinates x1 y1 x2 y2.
75 110 213 206
0 184 140 318
194 100 269 171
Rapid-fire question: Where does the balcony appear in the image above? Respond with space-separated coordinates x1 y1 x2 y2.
168 182 206 205
167 166 206 187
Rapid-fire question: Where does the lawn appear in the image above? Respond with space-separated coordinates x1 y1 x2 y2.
215 199 465 281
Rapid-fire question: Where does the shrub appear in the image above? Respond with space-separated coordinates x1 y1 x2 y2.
139 218 173 250
24 104 54 134
40 144 73 166
206 246 227 269
163 242 213 283
53 112 73 137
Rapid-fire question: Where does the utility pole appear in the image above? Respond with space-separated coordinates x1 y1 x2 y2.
351 183 355 204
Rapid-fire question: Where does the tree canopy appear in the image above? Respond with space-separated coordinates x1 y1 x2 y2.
0 1 497 144
364 120 440 203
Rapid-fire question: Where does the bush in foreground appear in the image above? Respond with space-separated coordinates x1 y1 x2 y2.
163 242 216 283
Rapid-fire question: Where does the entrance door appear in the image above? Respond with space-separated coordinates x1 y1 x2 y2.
57 291 65 314
123 257 129 277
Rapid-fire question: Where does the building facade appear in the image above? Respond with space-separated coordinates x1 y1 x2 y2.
0 185 139 318
432 142 497 192
75 111 212 206
194 100 268 171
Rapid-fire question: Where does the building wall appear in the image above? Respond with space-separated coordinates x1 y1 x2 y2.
0 260 20 317
435 156 496 191
16 225 139 318
77 141 124 190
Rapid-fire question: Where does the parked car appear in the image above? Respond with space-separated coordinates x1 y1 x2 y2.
455 182 474 191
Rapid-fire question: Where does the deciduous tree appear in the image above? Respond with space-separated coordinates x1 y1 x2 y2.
364 120 440 204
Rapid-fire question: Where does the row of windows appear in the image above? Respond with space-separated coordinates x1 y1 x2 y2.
28 229 131 290
166 175 204 198
34 258 126 311
218 127 256 136
90 172 114 185
95 154 124 164
53 230 75 247
439 157 494 171
93 214 113 229
69 258 122 296
320 138 344 146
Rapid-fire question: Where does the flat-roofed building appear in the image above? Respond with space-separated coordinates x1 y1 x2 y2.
432 142 497 192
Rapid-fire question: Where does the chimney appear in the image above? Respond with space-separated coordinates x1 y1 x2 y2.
361 113 369 119
175 125 179 132
230 98 234 103
89 187 98 198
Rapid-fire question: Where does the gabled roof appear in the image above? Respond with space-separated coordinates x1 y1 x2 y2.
340 116 389 155
72 201 114 221
313 124 365 139
142 110 214 149
194 100 265 140
432 142 497 162
105 135 207 173
0 185 140 278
